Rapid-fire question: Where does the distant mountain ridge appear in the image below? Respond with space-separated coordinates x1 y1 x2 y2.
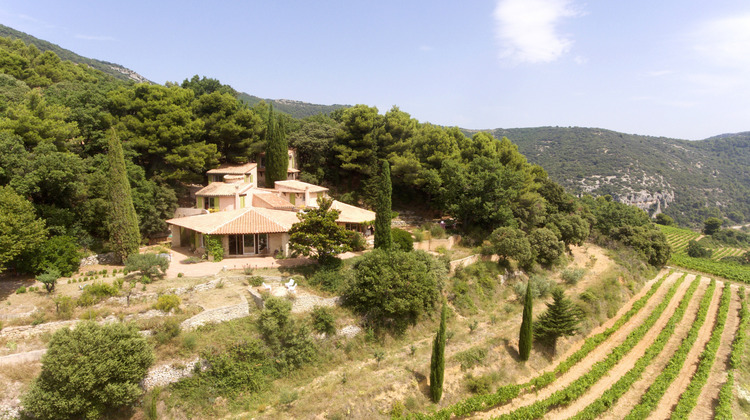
0 24 149 83
467 127 750 227
236 92 348 119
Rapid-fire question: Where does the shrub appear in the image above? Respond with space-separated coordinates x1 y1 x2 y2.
561 267 586 285
177 272 183 278
310 306 336 336
53 296 74 320
392 228 414 251
154 294 181 312
308 268 350 294
259 297 316 371
423 222 446 239
15 235 83 277
343 249 443 334
345 230 367 252
16 286 26 294
248 276 264 287
454 346 487 370
22 322 154 420
153 317 181 344
124 253 169 281
77 282 119 307
465 373 495 394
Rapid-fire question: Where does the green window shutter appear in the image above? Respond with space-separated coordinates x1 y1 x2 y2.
212 198 219 210
290 193 296 205
240 196 246 208
197 196 203 209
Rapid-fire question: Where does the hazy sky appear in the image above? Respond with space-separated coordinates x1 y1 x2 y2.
2 0 749 140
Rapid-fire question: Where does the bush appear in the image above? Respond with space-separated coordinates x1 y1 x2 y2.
392 228 414 251
311 306 336 336
16 286 26 294
343 249 443 334
513 275 555 300
561 267 586 285
686 240 712 258
154 294 181 312
423 222 447 239
454 346 487 370
22 322 154 420
345 230 367 252
248 276 264 287
259 297 316 371
124 253 169 281
308 268 350 294
77 282 119 307
53 296 74 320
15 235 82 277
153 317 181 344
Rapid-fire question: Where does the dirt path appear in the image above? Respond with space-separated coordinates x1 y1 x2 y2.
598 277 709 420
475 270 683 419
551 275 707 419
689 283 742 420
648 280 725 420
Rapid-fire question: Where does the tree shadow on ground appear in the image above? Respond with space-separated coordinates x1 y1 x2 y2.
411 369 430 398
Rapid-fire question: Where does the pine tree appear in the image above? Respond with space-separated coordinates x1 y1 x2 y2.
265 105 288 188
519 280 533 361
535 288 582 354
374 160 392 250
430 302 447 402
107 129 141 263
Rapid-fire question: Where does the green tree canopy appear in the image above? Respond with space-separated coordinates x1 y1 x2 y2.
288 197 351 262
488 226 535 269
529 227 565 266
703 217 723 235
343 249 443 334
22 322 154 420
0 185 47 273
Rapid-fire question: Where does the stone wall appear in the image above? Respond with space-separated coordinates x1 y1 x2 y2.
413 235 459 252
180 295 249 331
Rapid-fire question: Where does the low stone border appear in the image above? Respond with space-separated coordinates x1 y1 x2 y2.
142 357 203 390
179 295 249 331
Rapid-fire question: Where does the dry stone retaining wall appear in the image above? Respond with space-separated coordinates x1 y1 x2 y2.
180 295 249 331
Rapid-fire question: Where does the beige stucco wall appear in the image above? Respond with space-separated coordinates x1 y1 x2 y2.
217 196 235 211
268 232 290 257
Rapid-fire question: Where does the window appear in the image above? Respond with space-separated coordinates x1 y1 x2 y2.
243 234 255 253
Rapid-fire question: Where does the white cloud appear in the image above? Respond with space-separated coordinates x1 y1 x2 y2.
493 0 581 64
693 13 750 68
75 34 115 41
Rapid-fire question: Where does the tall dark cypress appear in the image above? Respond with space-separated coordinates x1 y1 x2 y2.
519 280 533 361
106 129 140 263
430 302 447 402
374 160 392 250
265 104 288 188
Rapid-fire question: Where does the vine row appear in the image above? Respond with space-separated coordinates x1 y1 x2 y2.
493 274 688 420
669 282 731 418
568 276 702 419
624 278 717 420
401 270 674 420
716 286 747 419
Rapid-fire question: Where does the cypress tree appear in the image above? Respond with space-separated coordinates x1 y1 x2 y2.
265 105 288 188
519 280 533 361
106 129 140 263
430 302 447 402
374 160 392 250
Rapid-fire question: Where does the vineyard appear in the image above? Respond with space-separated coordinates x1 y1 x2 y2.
659 225 750 283
403 270 748 420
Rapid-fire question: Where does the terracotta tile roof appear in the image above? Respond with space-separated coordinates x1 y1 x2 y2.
195 182 254 197
330 200 376 224
166 208 302 235
206 162 257 175
274 180 329 193
252 193 296 210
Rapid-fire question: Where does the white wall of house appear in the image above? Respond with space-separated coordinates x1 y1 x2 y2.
269 232 290 257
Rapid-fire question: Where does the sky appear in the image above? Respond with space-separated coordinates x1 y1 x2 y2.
1 0 749 140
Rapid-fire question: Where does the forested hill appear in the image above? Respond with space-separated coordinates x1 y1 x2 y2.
0 24 149 83
237 92 348 119
468 127 750 227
